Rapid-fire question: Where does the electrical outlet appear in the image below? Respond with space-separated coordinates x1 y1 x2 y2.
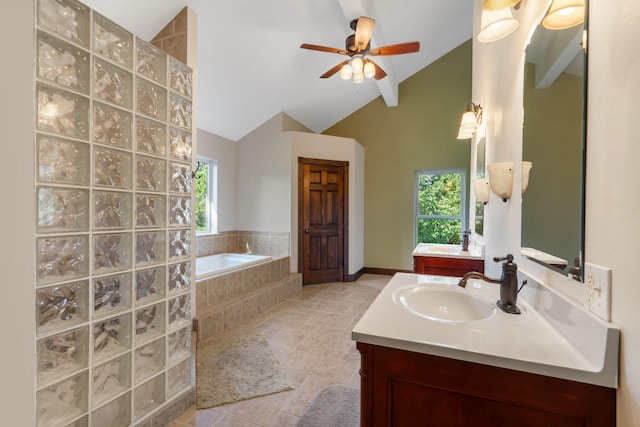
584 262 612 321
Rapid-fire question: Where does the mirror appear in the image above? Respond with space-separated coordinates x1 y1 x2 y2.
521 7 587 280
474 136 486 236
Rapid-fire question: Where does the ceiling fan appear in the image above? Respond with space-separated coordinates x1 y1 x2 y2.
300 16 420 83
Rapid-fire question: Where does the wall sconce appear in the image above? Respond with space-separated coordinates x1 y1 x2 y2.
473 178 491 204
542 0 585 30
456 103 483 140
487 162 514 202
522 161 532 193
478 6 519 43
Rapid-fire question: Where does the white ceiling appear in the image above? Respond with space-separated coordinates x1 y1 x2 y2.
81 0 473 141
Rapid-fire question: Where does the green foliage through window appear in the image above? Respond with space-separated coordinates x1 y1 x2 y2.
195 163 209 232
416 171 465 244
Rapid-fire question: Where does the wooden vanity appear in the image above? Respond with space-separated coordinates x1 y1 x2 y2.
357 342 615 426
412 243 484 276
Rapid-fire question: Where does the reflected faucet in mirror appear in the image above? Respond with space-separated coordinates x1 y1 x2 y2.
458 254 527 314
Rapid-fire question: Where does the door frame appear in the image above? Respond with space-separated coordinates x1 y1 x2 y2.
297 157 349 284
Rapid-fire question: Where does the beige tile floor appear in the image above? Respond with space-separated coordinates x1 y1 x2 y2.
169 274 391 427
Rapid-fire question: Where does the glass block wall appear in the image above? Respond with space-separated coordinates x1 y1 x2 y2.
34 0 194 425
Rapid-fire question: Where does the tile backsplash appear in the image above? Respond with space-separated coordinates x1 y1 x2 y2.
196 231 290 259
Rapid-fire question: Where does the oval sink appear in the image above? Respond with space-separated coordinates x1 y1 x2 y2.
393 287 496 323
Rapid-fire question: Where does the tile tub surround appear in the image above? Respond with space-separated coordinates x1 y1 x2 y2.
194 257 301 341
196 231 290 259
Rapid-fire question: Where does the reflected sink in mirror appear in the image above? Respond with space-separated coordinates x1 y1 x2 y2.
393 286 496 323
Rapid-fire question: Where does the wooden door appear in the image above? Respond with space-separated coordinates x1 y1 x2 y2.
298 158 348 285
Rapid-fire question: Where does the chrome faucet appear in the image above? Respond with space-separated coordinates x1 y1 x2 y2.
458 254 524 314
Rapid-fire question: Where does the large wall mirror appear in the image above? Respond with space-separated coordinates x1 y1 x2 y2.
474 136 486 237
521 3 587 280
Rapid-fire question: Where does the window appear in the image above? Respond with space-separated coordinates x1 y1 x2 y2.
414 169 466 245
195 158 218 234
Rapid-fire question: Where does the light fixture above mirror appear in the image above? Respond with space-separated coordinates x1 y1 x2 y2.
456 103 483 140
542 0 585 30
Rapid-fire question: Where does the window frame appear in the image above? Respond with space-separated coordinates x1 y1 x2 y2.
195 157 218 235
413 168 467 246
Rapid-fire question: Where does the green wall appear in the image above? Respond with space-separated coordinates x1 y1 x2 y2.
324 40 472 270
522 62 583 266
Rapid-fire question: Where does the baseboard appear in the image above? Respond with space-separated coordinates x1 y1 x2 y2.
362 267 412 276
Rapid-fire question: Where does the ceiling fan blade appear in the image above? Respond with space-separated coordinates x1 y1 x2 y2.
367 59 387 80
370 41 420 56
320 60 349 79
354 16 375 52
300 43 348 55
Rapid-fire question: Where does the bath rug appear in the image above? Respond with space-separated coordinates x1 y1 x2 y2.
296 384 360 427
196 333 294 409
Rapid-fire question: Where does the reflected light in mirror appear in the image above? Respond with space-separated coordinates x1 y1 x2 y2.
542 0 585 30
473 179 491 204
487 162 514 202
522 161 532 193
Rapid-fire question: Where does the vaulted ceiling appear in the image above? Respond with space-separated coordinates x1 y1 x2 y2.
81 0 473 141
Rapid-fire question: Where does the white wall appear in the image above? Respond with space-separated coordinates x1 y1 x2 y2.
289 131 365 276
475 0 640 423
1 2 37 423
197 129 238 231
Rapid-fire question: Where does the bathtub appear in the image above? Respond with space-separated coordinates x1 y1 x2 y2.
195 253 272 280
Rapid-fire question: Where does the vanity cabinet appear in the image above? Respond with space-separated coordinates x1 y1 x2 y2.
357 342 615 427
412 255 484 276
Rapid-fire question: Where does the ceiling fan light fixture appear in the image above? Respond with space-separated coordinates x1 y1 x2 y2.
340 63 353 80
478 7 519 42
351 56 364 74
353 71 365 84
363 61 375 79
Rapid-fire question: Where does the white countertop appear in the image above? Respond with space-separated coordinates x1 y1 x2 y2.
412 243 484 260
352 272 619 388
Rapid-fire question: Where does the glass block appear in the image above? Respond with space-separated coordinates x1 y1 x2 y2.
134 302 165 345
169 195 191 227
169 127 192 161
134 373 165 420
136 37 167 85
169 93 192 130
37 280 89 336
37 30 90 94
66 414 88 427
37 186 89 233
134 338 165 385
37 325 89 387
37 83 89 140
136 155 167 192
37 134 90 186
168 262 191 295
93 102 132 149
136 77 166 121
94 191 133 230
93 12 133 69
37 235 89 285
93 272 132 318
93 146 133 189
168 325 191 363
135 194 166 228
169 229 191 260
135 231 166 266
92 353 131 406
93 233 132 274
94 58 133 109
135 116 166 156
135 266 165 304
168 294 191 330
36 371 88 427
169 162 191 193
170 57 192 99
167 357 191 398
91 391 131 427
93 313 132 362
37 0 90 48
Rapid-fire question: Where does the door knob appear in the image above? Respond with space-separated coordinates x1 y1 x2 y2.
304 229 309 233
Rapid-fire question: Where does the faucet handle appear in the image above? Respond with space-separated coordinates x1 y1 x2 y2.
493 254 514 263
